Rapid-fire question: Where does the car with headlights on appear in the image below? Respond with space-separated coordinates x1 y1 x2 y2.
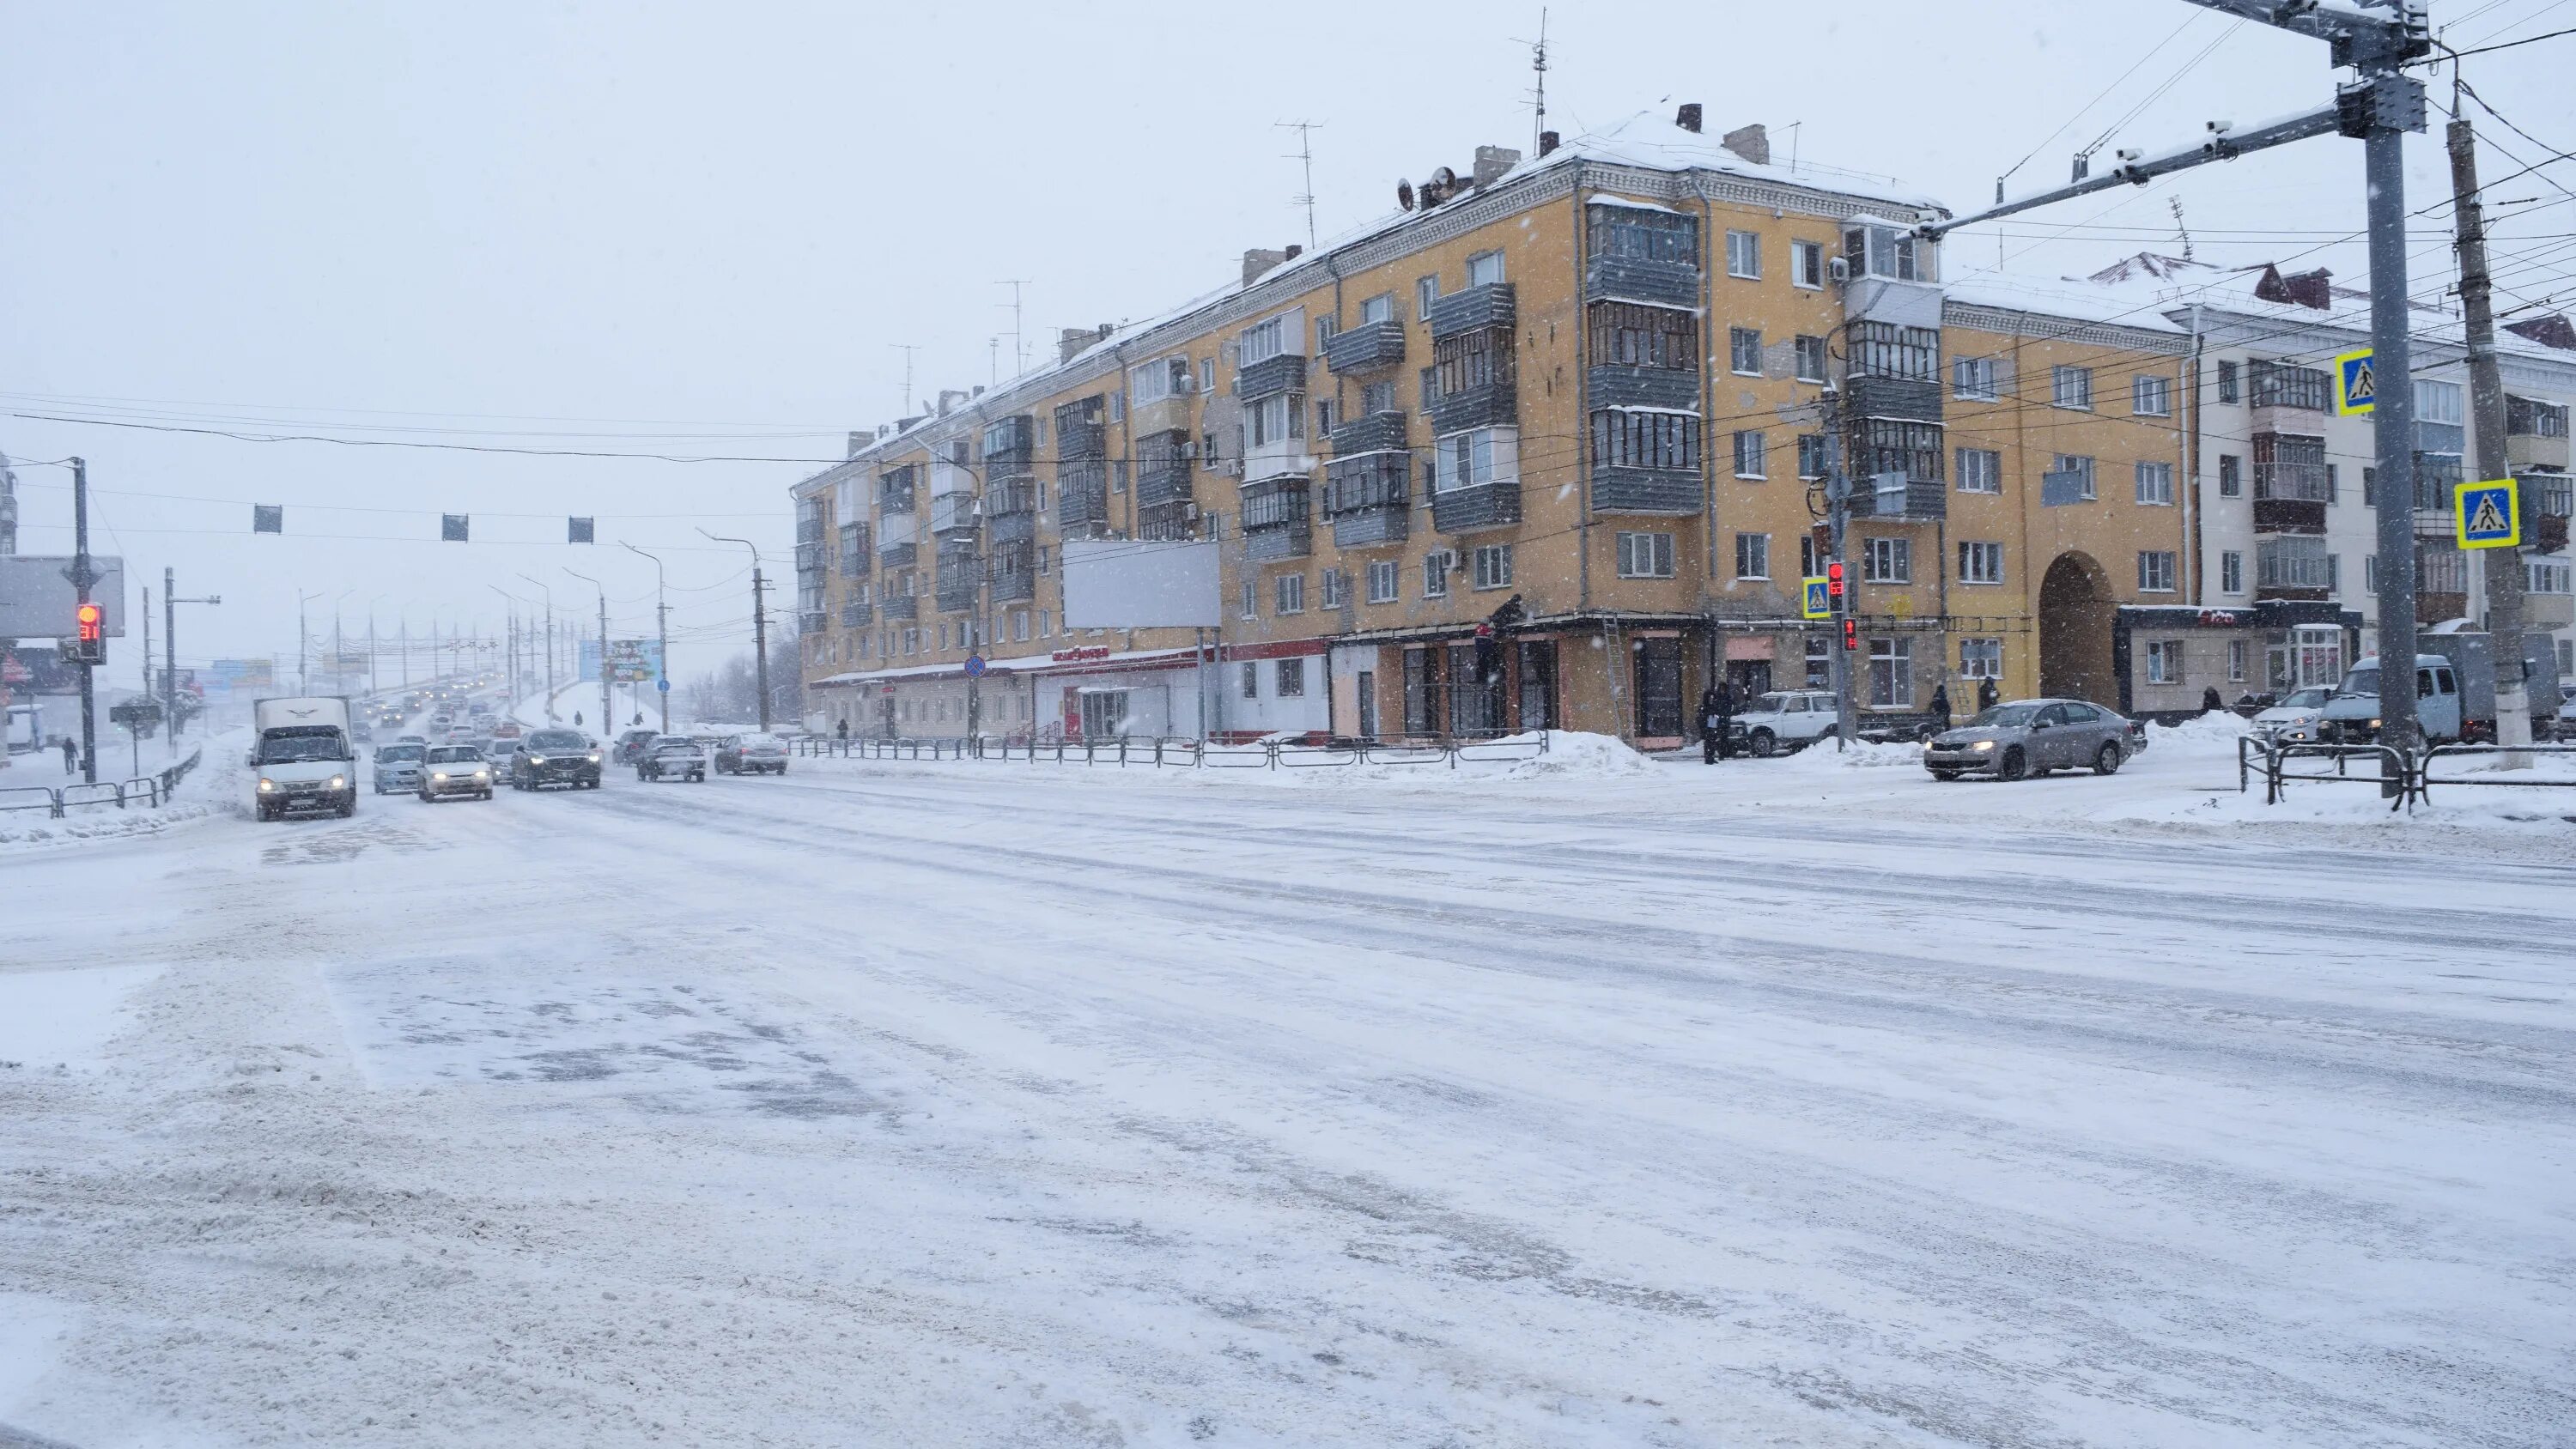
2251 685 2333 744
371 742 428 794
636 735 708 783
416 744 497 801
509 729 603 791
714 731 789 775
1923 698 2142 782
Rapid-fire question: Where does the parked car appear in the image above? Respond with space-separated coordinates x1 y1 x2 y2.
636 736 708 783
1923 699 2143 782
1727 690 1842 757
2558 682 2576 730
417 744 496 801
371 742 428 794
714 732 789 775
615 727 659 765
510 729 603 791
2253 686 2333 744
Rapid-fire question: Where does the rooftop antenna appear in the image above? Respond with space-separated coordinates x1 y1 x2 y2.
1512 9 1550 155
997 280 1031 374
889 343 920 414
988 336 1000 387
2169 195 2194 263
1279 120 1321 249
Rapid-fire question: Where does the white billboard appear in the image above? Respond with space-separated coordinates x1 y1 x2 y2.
0 556 126 639
1063 539 1220 629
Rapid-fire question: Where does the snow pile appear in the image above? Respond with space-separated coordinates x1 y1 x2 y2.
1493 731 1656 779
1775 737 1924 770
2148 711 2254 758
0 799 216 853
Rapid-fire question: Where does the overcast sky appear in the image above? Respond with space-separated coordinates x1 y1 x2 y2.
4 0 2569 686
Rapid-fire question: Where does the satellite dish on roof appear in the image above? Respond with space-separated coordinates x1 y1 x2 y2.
1396 179 1415 211
1430 166 1456 191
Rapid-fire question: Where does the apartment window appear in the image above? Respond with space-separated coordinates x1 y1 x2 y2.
1419 365 1439 411
1473 544 1513 591
1315 316 1337 350
1798 433 1828 480
1360 293 1395 325
1589 300 1697 369
1733 430 1767 479
1801 535 1822 579
1960 638 2002 681
1734 532 1771 580
1790 239 1826 289
1199 357 1215 392
2529 559 2573 594
1366 558 1399 603
1275 573 1305 614
1617 530 1676 578
1277 658 1305 697
1239 314 1287 366
1423 553 1450 597
1361 379 1396 415
1851 322 1939 381
1241 662 1259 698
1958 541 2003 585
1729 327 1764 376
2134 374 2172 416
2221 550 2244 594
1039 609 1052 636
2415 378 2465 427
1794 334 1828 383
2138 550 2178 593
1107 390 1125 424
2216 359 2240 403
2051 365 2093 409
2135 461 2176 506
937 621 950 652
1868 636 1913 708
1805 634 1832 687
1956 447 2002 494
1415 276 1438 319
1953 355 1999 400
1132 355 1190 403
1315 398 1339 437
1012 610 1030 642
1467 250 1505 288
1863 536 1911 584
2050 454 2098 501
2146 640 2183 684
1592 409 1699 471
1319 567 1347 609
1248 392 1303 447
1725 229 1761 279
1434 426 1519 491
2229 639 2248 682
2219 453 2243 498
1240 578 1257 618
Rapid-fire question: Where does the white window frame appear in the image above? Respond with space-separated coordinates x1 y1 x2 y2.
2221 550 2245 595
1733 430 1767 480
1725 229 1761 280
1423 551 1452 598
1790 239 1825 290
2133 374 2172 417
1360 293 1395 325
1276 658 1305 697
1953 355 1999 401
1863 536 1911 584
1432 427 1519 493
1274 573 1306 615
2135 460 2176 506
1794 335 1828 384
2051 365 2093 410
1239 314 1287 367
1956 447 2002 494
1734 531 1771 580
1366 558 1399 603
1472 543 1513 591
2051 454 2098 501
1616 530 1676 579
1466 250 1505 288
2138 550 2178 593
1729 327 1763 377
1960 637 2002 681
1958 540 2003 585
2229 639 2248 682
2146 640 2182 684
1868 636 1913 708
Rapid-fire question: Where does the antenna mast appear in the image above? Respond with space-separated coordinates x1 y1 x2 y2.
1529 9 1549 155
889 343 920 414
997 280 1031 374
2169 196 2194 262
1279 121 1321 249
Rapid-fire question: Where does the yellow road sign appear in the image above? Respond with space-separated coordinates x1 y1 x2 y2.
2334 348 2375 415
2455 478 2519 549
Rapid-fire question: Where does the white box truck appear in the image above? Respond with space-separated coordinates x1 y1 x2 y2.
249 695 357 820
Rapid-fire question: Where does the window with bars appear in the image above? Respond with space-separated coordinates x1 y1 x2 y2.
1850 322 1938 381
1589 207 1699 262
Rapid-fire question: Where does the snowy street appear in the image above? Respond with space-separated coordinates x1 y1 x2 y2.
5 746 2573 1446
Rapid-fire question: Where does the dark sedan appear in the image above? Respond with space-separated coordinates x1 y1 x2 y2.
1923 698 2144 782
508 729 604 791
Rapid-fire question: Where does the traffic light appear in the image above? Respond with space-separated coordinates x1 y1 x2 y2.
73 602 106 665
1826 560 1847 613
1842 617 1859 652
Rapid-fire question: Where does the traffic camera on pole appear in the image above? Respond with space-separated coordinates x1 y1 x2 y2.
74 602 106 664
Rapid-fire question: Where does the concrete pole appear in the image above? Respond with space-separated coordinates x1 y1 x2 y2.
2364 123 2422 792
2446 115 2532 764
1822 392 1856 750
71 458 97 784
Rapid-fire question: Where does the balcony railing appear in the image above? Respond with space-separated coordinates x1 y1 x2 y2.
1851 477 1947 522
1427 282 1515 341
1428 381 1517 436
798 609 829 636
840 600 872 627
1234 353 1307 403
1583 254 1697 309
1591 467 1700 515
880 595 917 621
988 478 1038 516
1138 500 1197 541
1328 410 1408 458
1241 479 1311 561
1321 318 1406 375
1587 365 1699 413
1429 480 1521 534
1138 460 1192 509
796 516 825 545
935 579 977 614
991 569 1035 603
794 542 826 575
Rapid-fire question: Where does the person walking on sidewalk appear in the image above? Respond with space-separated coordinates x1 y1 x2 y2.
58 736 76 775
1977 676 2001 714
1929 682 1952 734
1699 679 1737 764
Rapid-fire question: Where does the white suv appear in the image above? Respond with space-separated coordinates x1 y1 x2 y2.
1732 690 1842 756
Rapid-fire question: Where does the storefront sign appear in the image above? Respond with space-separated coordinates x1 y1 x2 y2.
2198 609 2239 627
1050 646 1113 663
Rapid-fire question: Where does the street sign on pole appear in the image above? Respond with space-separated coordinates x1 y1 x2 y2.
2456 479 2519 549
1801 577 1830 620
656 677 670 692
2334 347 2376 415
963 654 987 679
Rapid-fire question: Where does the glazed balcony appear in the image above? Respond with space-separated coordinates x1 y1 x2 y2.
1241 478 1311 561
1587 365 1699 413
1327 410 1408 458
798 609 828 637
1427 282 1515 341
1323 452 1410 548
1321 318 1406 375
1429 480 1520 534
879 595 917 621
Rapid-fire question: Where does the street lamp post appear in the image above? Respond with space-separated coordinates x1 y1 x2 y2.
566 567 611 733
622 543 671 733
517 574 556 719
698 529 772 734
297 590 325 695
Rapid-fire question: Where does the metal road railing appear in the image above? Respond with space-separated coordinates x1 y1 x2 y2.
785 733 1549 771
2239 737 2420 809
2418 743 2576 803
2 748 204 821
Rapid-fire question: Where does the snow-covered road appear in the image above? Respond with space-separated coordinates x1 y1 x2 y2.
4 749 2572 1446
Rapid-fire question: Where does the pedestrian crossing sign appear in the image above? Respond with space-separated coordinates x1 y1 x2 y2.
2334 348 2374 415
1802 576 1831 620
2454 478 2519 549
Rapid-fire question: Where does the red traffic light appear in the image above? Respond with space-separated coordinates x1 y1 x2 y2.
76 603 103 644
1841 617 1859 651
1826 561 1845 597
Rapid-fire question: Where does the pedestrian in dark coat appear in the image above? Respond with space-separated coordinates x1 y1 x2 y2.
1977 676 2001 713
1929 682 1952 732
835 718 849 743
2202 685 2225 714
58 737 76 775
1700 681 1738 764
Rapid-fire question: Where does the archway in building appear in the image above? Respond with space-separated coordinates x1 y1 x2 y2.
2038 551 2117 705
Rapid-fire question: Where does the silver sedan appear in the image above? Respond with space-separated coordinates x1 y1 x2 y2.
1923 698 2142 782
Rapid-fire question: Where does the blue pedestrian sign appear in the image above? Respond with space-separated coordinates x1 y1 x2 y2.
656 676 671 692
963 653 987 679
2333 347 2375 415
2454 478 2520 549
1801 576 1831 620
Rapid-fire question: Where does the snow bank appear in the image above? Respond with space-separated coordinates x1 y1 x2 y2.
1493 731 1656 779
0 799 216 852
2148 711 2254 758
1775 737 1924 770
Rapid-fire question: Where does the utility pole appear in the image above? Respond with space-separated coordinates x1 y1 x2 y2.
70 458 97 784
624 542 671 732
162 569 216 748
519 575 556 718
699 530 771 733
1820 395 1857 749
2447 112 2533 765
568 567 610 734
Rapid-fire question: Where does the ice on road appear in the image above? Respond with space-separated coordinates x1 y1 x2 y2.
3 749 2572 1446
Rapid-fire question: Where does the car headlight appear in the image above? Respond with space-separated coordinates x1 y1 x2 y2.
474 768 489 779
587 753 601 763
2369 718 2382 730
433 772 448 781
529 755 546 765
258 778 279 792
1970 740 1996 752
329 776 346 790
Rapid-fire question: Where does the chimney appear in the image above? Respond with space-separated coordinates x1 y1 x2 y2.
1242 247 1288 286
1058 327 1096 364
936 388 969 416
2506 313 2576 350
2253 264 2334 311
847 430 867 458
1285 244 1303 261
971 385 986 397
1720 123 1770 166
1473 145 1522 187
1538 130 1560 157
1675 102 1703 134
